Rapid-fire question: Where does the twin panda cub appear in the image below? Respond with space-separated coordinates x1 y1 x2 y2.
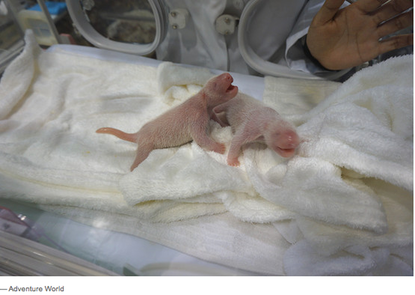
96 73 300 171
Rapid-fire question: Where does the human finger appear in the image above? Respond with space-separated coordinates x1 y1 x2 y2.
313 0 346 25
372 0 413 24
376 9 413 38
354 0 390 13
379 33 413 53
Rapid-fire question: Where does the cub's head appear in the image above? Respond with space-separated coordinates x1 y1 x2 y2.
264 121 300 158
203 73 238 106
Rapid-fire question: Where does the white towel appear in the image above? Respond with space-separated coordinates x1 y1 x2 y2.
0 31 412 275
259 57 413 275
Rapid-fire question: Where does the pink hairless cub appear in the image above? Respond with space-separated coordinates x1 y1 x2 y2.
96 73 238 171
213 94 300 166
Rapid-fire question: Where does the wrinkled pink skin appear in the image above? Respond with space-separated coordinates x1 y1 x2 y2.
213 94 300 166
97 73 238 171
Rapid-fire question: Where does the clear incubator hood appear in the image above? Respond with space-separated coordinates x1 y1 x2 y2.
65 0 347 79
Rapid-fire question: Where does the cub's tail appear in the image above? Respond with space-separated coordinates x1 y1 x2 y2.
96 127 137 143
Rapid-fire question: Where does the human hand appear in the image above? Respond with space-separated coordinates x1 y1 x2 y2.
306 0 413 70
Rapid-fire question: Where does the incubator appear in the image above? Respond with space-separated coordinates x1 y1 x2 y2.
65 0 352 79
0 0 413 278
2 0 350 78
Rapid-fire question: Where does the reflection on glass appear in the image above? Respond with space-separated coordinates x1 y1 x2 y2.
0 0 25 73
85 0 156 45
0 3 23 51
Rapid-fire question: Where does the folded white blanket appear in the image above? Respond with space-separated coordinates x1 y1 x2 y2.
0 31 412 275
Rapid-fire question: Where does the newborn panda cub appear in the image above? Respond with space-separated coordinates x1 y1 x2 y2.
213 94 300 166
97 73 238 171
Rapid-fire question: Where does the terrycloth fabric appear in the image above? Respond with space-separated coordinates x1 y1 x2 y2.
0 31 412 275
260 60 413 275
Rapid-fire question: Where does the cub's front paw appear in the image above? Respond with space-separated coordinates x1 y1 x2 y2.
213 143 226 154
